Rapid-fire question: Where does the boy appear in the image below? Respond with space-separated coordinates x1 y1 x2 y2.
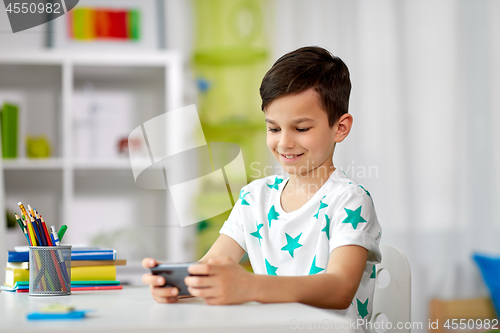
142 46 381 330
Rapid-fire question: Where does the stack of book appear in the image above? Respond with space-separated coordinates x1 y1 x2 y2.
2 246 126 292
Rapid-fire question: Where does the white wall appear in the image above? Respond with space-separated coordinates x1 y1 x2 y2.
0 5 46 49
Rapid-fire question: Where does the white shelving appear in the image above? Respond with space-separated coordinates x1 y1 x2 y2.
0 51 194 266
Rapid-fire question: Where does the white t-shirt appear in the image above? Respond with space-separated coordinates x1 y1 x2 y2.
220 169 382 330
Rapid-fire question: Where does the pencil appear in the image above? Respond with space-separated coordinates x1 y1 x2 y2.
28 211 43 246
14 213 29 244
19 203 37 246
38 212 53 246
28 204 46 246
23 214 36 246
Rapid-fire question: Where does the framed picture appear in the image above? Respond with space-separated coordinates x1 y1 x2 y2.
51 0 163 50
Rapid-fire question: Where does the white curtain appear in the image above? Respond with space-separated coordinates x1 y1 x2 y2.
272 0 500 329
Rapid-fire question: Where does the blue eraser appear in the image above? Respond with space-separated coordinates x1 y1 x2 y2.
27 311 87 320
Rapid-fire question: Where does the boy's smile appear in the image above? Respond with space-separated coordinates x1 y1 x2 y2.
265 88 340 180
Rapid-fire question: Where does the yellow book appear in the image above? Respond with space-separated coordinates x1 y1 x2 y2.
70 265 116 281
5 268 29 287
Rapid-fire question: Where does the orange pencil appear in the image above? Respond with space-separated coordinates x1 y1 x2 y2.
18 202 37 246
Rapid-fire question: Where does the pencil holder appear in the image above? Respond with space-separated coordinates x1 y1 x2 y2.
29 246 71 296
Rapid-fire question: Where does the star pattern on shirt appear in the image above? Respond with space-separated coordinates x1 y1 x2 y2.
313 196 329 219
239 190 250 205
321 214 331 240
357 298 369 319
250 221 264 246
358 185 371 199
265 258 278 275
342 206 367 229
267 177 283 190
281 232 303 258
370 265 376 279
308 255 324 274
267 205 280 228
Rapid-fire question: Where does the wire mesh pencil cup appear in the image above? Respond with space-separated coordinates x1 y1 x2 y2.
29 246 71 296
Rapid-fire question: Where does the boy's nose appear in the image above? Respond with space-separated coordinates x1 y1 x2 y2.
278 131 296 150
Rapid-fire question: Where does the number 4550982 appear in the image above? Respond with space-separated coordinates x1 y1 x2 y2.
444 319 499 331
5 2 62 14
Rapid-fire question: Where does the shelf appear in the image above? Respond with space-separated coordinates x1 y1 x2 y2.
2 158 64 170
0 51 188 264
0 51 181 66
73 159 132 170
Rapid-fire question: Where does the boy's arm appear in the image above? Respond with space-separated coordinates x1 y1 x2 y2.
198 234 246 264
252 245 368 309
187 244 367 309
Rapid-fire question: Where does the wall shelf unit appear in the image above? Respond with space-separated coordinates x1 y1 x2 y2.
0 51 194 267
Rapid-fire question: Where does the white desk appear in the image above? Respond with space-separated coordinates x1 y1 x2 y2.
0 286 353 333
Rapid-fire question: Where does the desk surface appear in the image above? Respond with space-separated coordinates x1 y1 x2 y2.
0 286 352 333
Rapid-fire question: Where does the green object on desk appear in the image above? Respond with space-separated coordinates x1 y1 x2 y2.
1 102 18 158
58 225 67 241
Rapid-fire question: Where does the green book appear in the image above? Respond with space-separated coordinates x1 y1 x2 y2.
1 102 19 158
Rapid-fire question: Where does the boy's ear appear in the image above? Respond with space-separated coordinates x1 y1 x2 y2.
334 114 353 143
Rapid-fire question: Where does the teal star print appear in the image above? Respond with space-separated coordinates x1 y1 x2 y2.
267 177 283 190
267 205 280 228
313 196 329 219
265 258 278 275
308 255 324 274
357 298 369 318
358 185 371 199
321 214 331 240
239 190 250 205
342 206 367 229
250 221 264 246
281 233 303 258
370 265 376 279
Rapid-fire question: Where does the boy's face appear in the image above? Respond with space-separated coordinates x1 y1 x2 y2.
265 88 338 178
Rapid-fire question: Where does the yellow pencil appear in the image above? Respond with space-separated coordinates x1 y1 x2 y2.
23 214 37 247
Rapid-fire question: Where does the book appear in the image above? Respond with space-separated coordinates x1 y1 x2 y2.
71 285 122 291
71 280 120 285
8 249 117 262
71 265 116 281
6 262 29 269
5 260 126 269
4 267 29 287
3 280 122 292
4 265 117 286
2 280 121 291
70 259 126 267
18 285 123 293
1 102 18 158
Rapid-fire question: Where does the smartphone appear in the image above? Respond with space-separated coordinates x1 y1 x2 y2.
150 262 202 296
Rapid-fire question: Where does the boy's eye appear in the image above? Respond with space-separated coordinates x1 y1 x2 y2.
296 128 310 132
268 128 280 133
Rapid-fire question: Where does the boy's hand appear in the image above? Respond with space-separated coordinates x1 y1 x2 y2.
141 257 179 303
185 256 254 305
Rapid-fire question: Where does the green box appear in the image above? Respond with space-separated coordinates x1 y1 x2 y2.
1 102 19 158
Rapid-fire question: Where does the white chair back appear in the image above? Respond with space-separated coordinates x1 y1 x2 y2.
370 245 411 333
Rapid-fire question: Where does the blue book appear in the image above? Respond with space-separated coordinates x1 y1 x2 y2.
8 249 116 262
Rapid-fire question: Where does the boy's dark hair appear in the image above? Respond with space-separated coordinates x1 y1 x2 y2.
260 46 351 127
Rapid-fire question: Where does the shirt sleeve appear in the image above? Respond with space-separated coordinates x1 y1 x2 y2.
219 188 248 253
328 187 382 265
